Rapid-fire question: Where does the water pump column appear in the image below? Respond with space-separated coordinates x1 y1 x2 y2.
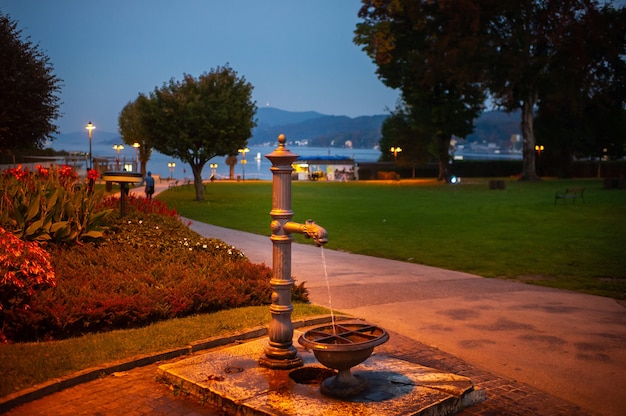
260 134 303 369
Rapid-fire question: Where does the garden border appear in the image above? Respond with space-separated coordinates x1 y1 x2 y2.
0 314 342 413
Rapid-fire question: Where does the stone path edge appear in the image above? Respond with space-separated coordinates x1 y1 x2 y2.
0 314 344 414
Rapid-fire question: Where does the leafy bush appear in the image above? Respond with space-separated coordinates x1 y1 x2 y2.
98 193 186 221
0 226 57 342
1 210 309 342
0 164 111 243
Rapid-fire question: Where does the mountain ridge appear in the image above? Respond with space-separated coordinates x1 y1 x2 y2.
48 107 521 152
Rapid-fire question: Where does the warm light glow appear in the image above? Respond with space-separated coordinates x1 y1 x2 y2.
210 163 218 168
238 148 250 155
113 144 124 152
86 122 95 170
168 162 176 168
535 145 545 156
132 142 140 148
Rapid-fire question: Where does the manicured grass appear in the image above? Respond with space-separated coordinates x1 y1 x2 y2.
160 178 626 299
0 304 330 398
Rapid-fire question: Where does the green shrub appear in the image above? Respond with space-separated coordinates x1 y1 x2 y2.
0 164 111 243
98 193 186 221
0 226 57 342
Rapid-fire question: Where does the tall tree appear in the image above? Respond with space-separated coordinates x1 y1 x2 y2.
118 94 153 177
534 3 626 177
379 102 432 178
484 0 605 180
0 12 62 156
354 0 486 181
140 65 257 201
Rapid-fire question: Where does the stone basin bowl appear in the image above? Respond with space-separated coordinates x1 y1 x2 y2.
298 322 389 398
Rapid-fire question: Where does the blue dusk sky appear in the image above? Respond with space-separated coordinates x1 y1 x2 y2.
2 0 400 135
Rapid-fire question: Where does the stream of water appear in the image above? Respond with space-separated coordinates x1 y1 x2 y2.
320 246 336 334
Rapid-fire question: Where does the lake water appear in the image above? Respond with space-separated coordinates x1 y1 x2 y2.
146 145 382 181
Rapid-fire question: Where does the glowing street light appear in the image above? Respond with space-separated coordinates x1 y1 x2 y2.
390 146 402 162
535 145 545 176
535 145 545 156
85 122 95 170
132 142 140 172
112 144 124 170
210 163 218 179
238 147 250 181
168 162 176 179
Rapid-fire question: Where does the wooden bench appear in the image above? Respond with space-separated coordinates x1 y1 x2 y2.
168 180 179 189
554 187 585 204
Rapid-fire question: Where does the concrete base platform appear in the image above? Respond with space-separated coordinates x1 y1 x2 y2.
158 330 484 415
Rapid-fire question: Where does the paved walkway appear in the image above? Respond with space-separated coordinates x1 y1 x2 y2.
186 221 625 416
3 182 624 415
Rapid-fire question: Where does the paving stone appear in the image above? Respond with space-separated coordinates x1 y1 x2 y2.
2 328 594 416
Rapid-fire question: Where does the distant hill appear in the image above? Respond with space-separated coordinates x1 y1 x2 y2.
254 107 326 127
466 110 521 144
251 107 387 148
250 107 521 148
46 130 122 154
47 107 522 152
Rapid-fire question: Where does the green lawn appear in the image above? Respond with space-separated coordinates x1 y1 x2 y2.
160 178 626 299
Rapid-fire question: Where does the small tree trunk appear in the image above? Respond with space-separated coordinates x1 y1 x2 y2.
519 94 540 181
436 134 451 181
192 164 205 201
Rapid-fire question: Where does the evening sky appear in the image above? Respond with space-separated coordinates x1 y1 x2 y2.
2 0 399 135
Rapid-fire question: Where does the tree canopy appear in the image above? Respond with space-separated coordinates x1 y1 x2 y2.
118 94 153 177
534 3 626 177
0 12 62 156
379 102 433 178
129 65 256 201
482 0 618 180
354 0 486 181
355 0 625 181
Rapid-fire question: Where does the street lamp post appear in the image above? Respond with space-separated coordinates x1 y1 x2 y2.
535 145 544 156
132 142 141 172
390 146 402 162
238 148 250 181
210 163 218 180
168 162 176 179
86 122 95 170
535 145 545 176
112 144 124 170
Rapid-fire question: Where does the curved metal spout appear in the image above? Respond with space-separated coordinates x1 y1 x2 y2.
284 219 328 247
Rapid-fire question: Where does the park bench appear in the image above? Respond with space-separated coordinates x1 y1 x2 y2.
168 180 179 189
554 187 585 204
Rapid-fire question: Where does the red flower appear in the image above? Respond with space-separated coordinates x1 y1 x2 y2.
87 169 100 181
4 164 29 181
35 164 49 178
58 164 77 180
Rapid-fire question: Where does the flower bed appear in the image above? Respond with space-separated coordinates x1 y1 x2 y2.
0 166 308 342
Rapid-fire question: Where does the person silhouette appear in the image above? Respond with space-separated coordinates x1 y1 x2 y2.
144 171 155 201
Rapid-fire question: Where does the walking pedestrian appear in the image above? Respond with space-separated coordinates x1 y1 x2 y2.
144 171 155 201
